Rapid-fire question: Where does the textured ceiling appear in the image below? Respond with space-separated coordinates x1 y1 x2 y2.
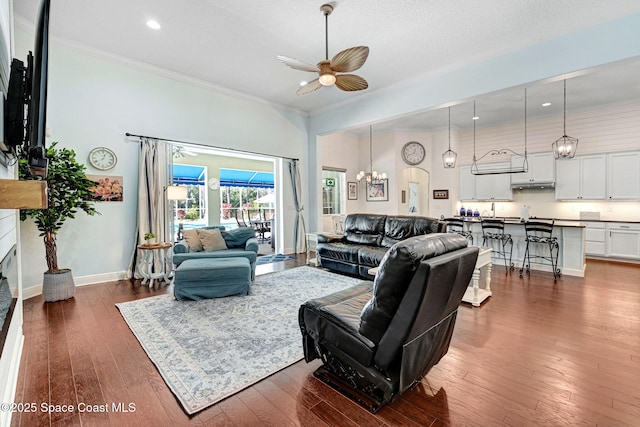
13 0 640 127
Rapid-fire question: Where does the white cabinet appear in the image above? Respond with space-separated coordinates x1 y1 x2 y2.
607 151 640 200
459 165 475 200
584 222 606 256
459 163 512 201
555 154 606 200
511 152 555 186
607 223 640 259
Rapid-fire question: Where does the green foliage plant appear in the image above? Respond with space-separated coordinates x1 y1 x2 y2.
19 142 99 273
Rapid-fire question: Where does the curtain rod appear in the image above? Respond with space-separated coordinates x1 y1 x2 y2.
125 132 299 162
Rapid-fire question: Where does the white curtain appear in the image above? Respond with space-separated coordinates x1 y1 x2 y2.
127 138 169 278
288 159 307 253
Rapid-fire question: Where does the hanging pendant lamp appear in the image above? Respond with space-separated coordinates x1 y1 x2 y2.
356 126 387 183
442 106 457 168
552 79 578 159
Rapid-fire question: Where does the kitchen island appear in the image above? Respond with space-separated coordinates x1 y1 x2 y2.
456 218 586 277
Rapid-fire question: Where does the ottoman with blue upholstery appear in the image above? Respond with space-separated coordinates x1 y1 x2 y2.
174 257 251 301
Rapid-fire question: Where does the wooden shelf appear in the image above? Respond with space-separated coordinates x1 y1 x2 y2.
0 179 47 209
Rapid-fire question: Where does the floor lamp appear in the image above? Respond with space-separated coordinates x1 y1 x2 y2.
167 185 188 242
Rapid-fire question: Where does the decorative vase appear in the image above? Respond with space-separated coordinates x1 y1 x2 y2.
42 269 75 302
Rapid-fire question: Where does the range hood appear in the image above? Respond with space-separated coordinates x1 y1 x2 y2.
511 181 555 190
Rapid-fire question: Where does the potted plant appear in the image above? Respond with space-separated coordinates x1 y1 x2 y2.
19 142 99 302
144 232 157 245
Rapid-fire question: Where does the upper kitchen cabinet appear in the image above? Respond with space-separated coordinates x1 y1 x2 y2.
607 151 640 200
510 152 555 187
459 162 512 201
555 154 606 200
459 165 475 200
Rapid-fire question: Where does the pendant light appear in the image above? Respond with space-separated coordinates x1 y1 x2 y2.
442 106 457 168
356 126 387 183
552 79 578 159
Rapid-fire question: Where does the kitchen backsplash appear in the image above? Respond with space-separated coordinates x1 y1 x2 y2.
455 188 639 221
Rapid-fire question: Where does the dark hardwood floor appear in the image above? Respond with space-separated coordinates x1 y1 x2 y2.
11 257 640 426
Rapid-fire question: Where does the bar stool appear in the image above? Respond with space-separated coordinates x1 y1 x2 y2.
442 218 473 245
519 220 560 282
481 218 513 272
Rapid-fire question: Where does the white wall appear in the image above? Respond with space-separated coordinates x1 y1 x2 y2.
306 13 640 230
0 0 23 422
318 127 463 221
456 101 640 221
16 26 308 294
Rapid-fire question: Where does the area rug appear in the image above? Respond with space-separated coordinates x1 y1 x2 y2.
116 266 361 414
256 253 296 265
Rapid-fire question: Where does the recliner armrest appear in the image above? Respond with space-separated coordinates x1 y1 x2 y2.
317 233 344 243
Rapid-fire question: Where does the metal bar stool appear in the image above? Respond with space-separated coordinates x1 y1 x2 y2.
442 218 473 245
481 218 514 272
519 220 561 282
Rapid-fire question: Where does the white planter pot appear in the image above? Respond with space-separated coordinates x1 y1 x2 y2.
42 269 75 302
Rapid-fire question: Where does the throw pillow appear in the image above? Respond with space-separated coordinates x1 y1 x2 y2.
221 227 256 248
198 228 228 252
182 229 203 252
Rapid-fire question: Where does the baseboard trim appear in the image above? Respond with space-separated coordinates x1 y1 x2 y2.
23 271 129 300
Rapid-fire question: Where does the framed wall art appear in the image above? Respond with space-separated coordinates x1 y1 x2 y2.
433 189 449 200
366 179 388 202
347 181 358 200
86 174 123 202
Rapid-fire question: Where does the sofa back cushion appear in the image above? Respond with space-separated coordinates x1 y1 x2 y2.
381 215 441 248
182 229 204 252
359 233 469 344
221 227 256 248
343 214 387 246
198 228 228 252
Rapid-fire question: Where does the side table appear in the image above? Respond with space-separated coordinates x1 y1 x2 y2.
306 233 319 266
462 246 493 307
137 242 173 288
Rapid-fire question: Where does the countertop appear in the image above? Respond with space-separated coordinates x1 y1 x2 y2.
452 217 584 228
453 216 639 224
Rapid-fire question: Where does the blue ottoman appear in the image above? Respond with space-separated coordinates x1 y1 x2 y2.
174 257 251 301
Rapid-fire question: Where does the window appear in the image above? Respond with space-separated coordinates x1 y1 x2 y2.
322 168 346 215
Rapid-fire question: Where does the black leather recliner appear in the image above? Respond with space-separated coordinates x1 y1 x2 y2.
299 233 478 412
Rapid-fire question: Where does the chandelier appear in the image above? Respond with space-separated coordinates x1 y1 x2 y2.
442 106 457 168
552 79 578 159
356 126 387 183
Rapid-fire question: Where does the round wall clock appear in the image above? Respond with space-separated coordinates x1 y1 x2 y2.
88 146 117 170
401 141 425 165
208 177 220 190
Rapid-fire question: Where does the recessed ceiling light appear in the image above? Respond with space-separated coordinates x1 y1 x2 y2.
542 102 552 107
299 81 308 87
472 116 479 120
146 20 161 30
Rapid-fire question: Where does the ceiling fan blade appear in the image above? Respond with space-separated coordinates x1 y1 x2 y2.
296 78 323 95
277 55 320 73
335 74 368 92
330 46 369 72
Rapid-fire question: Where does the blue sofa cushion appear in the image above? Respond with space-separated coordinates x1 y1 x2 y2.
173 248 257 267
221 227 256 248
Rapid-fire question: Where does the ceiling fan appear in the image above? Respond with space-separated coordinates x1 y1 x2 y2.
173 146 197 158
277 3 369 95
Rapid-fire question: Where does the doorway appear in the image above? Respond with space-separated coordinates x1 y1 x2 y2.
398 167 430 215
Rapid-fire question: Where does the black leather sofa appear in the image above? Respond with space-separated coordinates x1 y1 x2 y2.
299 233 479 412
317 213 444 279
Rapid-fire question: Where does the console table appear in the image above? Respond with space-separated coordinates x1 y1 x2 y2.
462 246 492 307
137 243 173 287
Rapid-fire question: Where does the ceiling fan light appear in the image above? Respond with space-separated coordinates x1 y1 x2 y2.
319 73 336 86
